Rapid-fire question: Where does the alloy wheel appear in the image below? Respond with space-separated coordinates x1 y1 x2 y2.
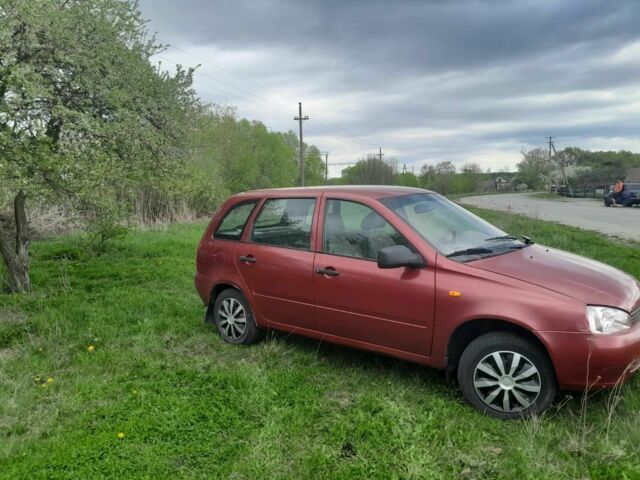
473 350 541 413
218 297 247 341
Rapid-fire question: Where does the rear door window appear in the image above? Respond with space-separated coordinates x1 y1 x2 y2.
214 201 258 240
251 198 316 250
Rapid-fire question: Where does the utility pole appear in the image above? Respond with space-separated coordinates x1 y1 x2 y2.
377 147 385 183
546 136 556 158
320 151 329 183
402 163 407 174
294 102 309 186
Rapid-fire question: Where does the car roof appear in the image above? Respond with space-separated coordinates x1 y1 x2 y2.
232 185 433 200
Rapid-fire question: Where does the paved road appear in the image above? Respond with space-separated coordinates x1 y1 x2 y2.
460 193 639 241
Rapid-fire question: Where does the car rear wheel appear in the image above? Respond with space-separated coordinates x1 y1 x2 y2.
213 289 264 345
457 332 557 419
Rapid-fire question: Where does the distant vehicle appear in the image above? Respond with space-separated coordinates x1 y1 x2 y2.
195 186 640 419
604 182 640 207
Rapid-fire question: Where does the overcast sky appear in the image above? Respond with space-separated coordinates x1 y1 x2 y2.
139 0 640 177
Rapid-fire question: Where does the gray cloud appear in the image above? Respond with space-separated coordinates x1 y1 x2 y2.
140 0 640 174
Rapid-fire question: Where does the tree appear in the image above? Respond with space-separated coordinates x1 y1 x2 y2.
303 145 327 186
562 147 639 187
435 161 456 176
395 172 419 187
551 150 576 189
0 0 199 292
514 148 553 190
461 162 482 174
279 131 325 186
457 162 482 192
431 161 456 194
341 155 395 184
419 164 436 189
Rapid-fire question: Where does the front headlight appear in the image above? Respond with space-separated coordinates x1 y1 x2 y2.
586 306 631 334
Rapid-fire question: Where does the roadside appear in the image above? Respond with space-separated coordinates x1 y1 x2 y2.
460 192 639 242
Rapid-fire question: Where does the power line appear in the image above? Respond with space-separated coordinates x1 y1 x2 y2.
163 44 378 151
156 53 378 157
167 44 295 106
159 55 356 145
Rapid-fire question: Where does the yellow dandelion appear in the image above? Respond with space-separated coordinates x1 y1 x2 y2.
41 383 47 388
117 432 125 439
87 345 95 352
47 377 54 384
132 389 138 395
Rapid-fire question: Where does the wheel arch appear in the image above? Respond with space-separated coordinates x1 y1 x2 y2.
445 318 553 383
205 282 244 324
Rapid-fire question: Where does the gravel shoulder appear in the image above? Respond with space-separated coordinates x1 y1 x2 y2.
460 193 639 242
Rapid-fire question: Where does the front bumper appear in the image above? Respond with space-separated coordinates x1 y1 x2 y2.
537 323 640 390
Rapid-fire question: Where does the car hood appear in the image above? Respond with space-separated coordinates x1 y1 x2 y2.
470 245 640 312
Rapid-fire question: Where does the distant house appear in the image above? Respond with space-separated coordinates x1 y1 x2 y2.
494 176 512 191
626 167 640 182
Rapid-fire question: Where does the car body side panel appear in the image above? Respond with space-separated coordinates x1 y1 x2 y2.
234 243 317 331
430 256 587 373
312 193 438 356
264 318 432 365
314 252 435 355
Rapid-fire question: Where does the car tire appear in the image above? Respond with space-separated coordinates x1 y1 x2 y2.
213 288 264 345
457 332 557 419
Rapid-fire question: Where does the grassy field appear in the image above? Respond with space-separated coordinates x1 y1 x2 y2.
1 210 639 479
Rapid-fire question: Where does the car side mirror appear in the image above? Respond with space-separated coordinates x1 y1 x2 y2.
377 245 426 269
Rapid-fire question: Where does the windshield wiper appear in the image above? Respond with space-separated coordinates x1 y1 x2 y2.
485 235 534 244
446 247 493 258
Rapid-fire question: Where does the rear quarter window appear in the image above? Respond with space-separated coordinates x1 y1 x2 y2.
214 201 258 241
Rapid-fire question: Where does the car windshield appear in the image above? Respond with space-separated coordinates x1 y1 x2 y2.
381 193 524 258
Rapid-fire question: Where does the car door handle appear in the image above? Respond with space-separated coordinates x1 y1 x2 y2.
316 267 340 277
239 255 257 264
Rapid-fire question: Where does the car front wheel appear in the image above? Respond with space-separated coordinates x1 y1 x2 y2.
457 332 557 419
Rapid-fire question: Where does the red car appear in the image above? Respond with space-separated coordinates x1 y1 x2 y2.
195 186 640 419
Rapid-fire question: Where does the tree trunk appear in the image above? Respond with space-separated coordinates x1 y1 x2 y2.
0 190 31 293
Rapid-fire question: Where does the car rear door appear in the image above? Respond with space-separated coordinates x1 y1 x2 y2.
313 196 436 356
235 195 319 331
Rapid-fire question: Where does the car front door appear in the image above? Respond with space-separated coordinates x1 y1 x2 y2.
313 197 435 357
235 196 318 331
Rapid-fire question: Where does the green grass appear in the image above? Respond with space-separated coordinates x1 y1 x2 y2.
1 214 639 479
445 190 524 201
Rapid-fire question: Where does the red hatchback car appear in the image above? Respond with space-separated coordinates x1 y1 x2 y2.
195 186 640 418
